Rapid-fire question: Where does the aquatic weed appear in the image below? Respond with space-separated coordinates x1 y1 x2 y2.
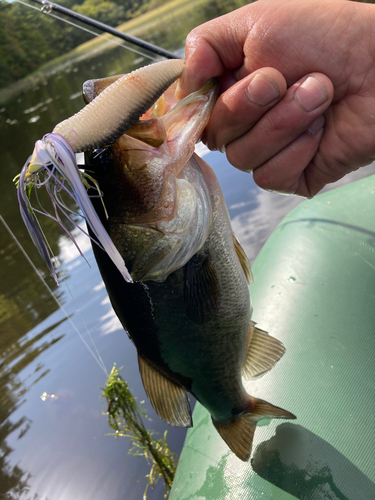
101 365 177 499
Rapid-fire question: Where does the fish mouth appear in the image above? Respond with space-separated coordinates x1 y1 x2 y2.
88 76 219 282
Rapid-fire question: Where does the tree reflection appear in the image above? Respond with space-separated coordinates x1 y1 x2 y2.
0 315 65 499
0 417 33 499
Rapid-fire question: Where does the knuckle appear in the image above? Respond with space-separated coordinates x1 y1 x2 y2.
262 111 292 136
252 167 277 191
226 141 253 172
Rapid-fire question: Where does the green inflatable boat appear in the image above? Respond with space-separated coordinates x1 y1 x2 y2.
170 175 375 500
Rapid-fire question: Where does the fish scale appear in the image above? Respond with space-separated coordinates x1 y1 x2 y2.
82 66 296 460
20 60 296 461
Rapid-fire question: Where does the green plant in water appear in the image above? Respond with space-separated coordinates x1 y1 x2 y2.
101 365 178 499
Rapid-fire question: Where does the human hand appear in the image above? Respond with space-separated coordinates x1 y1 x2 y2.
178 0 375 197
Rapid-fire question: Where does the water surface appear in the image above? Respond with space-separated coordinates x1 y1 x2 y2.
1 1 375 498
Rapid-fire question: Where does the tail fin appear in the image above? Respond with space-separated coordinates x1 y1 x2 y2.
212 398 296 461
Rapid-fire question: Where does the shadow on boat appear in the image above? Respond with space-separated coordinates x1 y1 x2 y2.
177 422 375 500
251 423 375 500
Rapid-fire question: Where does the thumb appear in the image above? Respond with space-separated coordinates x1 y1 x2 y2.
178 33 224 97
177 10 249 97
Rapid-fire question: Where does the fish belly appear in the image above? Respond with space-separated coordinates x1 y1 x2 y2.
90 156 253 423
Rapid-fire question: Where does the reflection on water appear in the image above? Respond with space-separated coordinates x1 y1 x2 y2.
1 0 375 497
0 312 66 499
204 148 375 264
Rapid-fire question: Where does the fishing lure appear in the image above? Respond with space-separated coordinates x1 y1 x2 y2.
16 59 185 284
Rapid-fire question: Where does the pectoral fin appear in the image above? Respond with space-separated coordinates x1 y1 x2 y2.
233 234 253 284
242 322 286 380
213 398 296 461
184 250 220 324
138 355 192 427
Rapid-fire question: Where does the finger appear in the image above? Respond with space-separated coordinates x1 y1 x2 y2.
204 68 287 152
302 96 375 196
252 116 325 196
225 73 334 172
303 145 362 198
177 9 250 97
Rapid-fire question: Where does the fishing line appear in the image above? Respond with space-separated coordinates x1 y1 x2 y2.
0 215 109 377
14 0 160 62
10 0 175 379
63 275 109 378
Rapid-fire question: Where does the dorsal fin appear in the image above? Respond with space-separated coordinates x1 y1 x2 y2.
184 249 220 324
242 322 286 380
233 234 253 284
138 355 192 427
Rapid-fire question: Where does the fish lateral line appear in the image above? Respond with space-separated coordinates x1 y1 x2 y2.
15 60 298 462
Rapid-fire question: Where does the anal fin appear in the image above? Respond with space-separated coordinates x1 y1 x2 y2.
213 397 296 461
242 322 286 380
138 355 192 427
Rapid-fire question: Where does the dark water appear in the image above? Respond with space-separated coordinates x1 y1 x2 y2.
1 1 375 499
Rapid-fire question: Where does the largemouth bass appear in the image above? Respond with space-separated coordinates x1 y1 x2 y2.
82 62 296 461
20 60 295 461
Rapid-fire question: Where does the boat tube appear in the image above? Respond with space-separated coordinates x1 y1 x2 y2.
170 175 375 500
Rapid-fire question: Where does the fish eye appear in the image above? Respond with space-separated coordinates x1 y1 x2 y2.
87 148 113 172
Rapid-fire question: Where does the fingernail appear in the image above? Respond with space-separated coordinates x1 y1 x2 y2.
308 115 325 134
295 77 329 112
246 73 280 106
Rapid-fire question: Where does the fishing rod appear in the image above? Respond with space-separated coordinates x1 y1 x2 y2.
28 0 179 60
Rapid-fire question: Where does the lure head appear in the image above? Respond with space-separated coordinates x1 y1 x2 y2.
16 60 216 285
27 143 52 175
17 133 133 284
